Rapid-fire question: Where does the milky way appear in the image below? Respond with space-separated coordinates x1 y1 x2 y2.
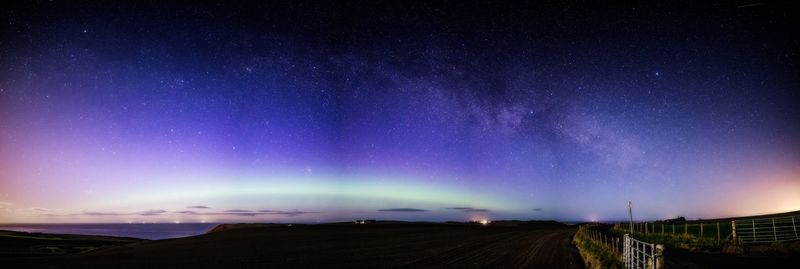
1 1 799 223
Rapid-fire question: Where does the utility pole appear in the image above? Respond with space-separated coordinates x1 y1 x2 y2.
628 201 634 235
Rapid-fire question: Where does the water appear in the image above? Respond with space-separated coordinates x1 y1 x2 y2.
0 223 220 240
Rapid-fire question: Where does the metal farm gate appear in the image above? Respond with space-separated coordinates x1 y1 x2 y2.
623 234 663 269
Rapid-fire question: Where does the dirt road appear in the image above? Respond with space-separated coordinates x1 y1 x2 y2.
4 222 585 269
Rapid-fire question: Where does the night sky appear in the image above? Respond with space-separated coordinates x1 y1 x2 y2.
1 1 799 223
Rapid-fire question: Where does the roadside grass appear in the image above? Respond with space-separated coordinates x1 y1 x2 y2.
574 230 623 269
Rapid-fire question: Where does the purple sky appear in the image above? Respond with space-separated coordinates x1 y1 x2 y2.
1 1 799 223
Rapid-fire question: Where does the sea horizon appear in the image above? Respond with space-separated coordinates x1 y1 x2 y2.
0 223 221 240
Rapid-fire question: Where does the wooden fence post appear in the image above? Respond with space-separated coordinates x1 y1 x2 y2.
685 222 687 236
655 244 665 269
611 236 617 255
731 220 737 244
701 222 704 238
612 237 616 254
793 216 797 239
717 222 720 242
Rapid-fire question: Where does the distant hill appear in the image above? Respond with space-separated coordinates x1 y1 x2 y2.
207 223 294 233
705 210 800 221
206 220 570 234
657 210 800 223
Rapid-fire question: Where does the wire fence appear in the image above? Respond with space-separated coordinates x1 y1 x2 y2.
578 225 665 268
614 213 800 245
579 226 623 256
615 221 732 243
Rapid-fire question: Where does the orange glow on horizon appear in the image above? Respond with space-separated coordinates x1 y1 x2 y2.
722 173 800 217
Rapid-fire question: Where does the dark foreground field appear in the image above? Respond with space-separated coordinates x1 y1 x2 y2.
1 221 585 269
665 247 800 269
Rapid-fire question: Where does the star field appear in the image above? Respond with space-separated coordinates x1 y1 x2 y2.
0 1 798 223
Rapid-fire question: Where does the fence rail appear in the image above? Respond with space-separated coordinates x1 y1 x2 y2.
614 214 800 245
734 216 799 243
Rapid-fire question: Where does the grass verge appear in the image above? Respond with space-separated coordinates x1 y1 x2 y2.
573 231 623 269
